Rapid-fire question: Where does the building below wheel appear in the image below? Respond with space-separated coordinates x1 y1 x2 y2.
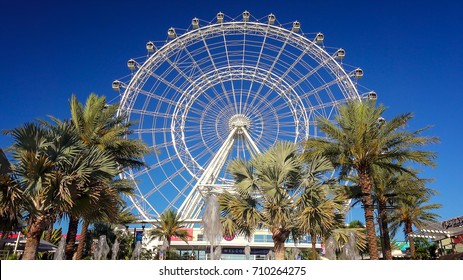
133 227 321 260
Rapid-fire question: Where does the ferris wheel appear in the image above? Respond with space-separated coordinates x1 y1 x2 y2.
113 11 375 221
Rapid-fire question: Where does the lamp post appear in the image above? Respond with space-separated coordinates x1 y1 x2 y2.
13 231 21 256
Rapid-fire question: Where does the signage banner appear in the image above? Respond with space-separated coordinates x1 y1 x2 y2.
205 247 270 255
442 216 463 229
171 228 193 241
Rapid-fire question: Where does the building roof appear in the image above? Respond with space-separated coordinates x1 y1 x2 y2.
409 216 463 241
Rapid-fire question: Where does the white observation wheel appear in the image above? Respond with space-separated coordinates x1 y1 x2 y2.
114 12 370 221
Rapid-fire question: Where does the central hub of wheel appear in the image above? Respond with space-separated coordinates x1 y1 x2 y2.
228 114 251 134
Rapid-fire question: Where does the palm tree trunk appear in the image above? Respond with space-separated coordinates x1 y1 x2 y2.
378 200 392 260
359 171 379 260
75 219 89 260
44 216 56 242
166 238 171 260
65 215 80 260
311 234 317 260
272 229 290 260
406 222 415 258
273 240 285 260
23 216 47 260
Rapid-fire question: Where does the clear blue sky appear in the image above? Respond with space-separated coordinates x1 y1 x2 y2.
1 0 461 225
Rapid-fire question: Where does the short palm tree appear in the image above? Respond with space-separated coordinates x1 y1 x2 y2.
6 122 118 259
296 154 345 260
9 123 77 260
390 192 441 258
296 184 344 260
74 205 136 260
147 209 190 259
73 188 135 260
219 142 303 260
304 101 438 259
330 227 367 255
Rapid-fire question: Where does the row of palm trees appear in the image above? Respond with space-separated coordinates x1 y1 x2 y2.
1 95 441 260
0 94 149 260
219 101 441 260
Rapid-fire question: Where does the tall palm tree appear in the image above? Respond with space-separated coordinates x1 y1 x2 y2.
345 168 397 260
69 94 149 169
220 142 302 260
345 167 433 259
376 168 435 259
371 167 396 260
389 192 441 258
147 209 190 259
53 93 149 259
304 101 438 259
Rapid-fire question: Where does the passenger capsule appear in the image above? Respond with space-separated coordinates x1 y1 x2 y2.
146 41 155 52
168 27 176 39
112 80 121 91
368 91 377 100
354 68 363 79
292 21 300 32
243 11 250 22
192 18 199 29
335 48 345 59
217 12 224 23
127 59 136 70
315 33 324 44
268 14 275 25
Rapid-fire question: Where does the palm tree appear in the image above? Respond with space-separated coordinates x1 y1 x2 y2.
304 101 438 259
73 192 136 260
69 94 149 169
390 192 441 258
53 93 149 259
220 142 302 260
8 123 76 260
370 167 397 260
0 148 23 235
296 185 344 260
345 167 433 259
64 179 129 259
346 168 397 260
376 168 435 259
147 209 190 259
6 122 119 259
331 227 367 255
74 205 136 260
296 154 345 260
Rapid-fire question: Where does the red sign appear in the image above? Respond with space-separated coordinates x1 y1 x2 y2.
171 228 193 241
224 234 235 241
452 234 463 245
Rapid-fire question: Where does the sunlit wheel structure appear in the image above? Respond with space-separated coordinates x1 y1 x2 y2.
113 11 375 222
